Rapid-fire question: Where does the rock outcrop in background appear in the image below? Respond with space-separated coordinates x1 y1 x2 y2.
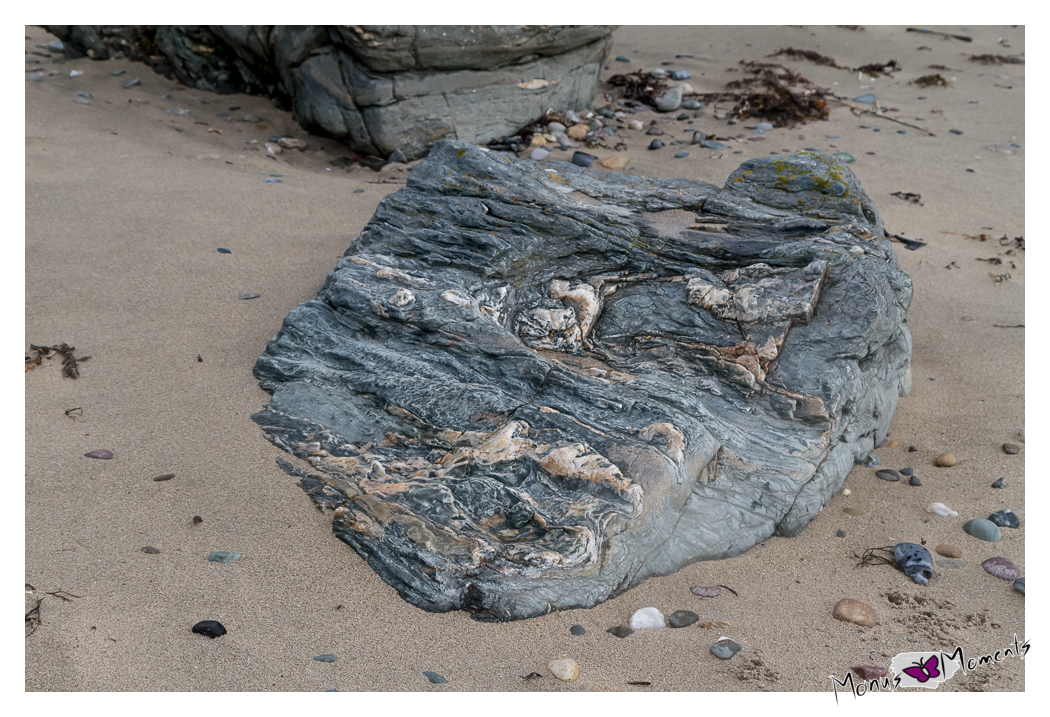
42 25 615 161
251 142 913 621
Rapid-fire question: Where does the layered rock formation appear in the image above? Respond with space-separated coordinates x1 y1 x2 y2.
252 141 912 621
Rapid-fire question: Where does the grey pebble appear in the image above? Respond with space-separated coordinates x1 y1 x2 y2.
909 475 922 486
963 518 1001 542
898 130 907 134
1002 442 1020 454
570 624 586 636
207 551 242 563
1013 577 1025 595
353 189 365 194
832 152 856 164
239 293 261 300
648 139 664 150
681 99 701 110
141 546 161 554
28 73 44 82
755 122 773 132
615 56 631 63
264 178 282 183
988 509 1020 529
992 477 1006 488
571 151 597 168
607 624 634 638
875 469 900 482
671 69 692 80
314 654 338 663
48 39 65 52
166 108 190 116
864 455 882 467
423 671 447 684
691 131 705 144
937 558 967 570
700 140 724 150
836 529 846 537
674 152 689 159
217 247 233 254
668 610 699 628
112 69 126 76
243 114 262 123
899 467 914 476
711 640 742 660
389 148 407 164
949 129 963 135
854 93 876 104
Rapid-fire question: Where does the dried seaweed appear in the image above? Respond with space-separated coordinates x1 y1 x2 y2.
912 74 951 87
854 545 898 568
854 60 901 76
885 230 927 250
693 62 829 127
891 191 923 204
768 47 846 69
607 71 668 106
905 27 972 43
968 54 1024 65
26 343 91 378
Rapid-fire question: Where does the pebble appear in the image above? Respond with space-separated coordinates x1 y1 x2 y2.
671 69 692 80
681 99 701 110
1002 443 1020 454
875 469 900 482
28 73 44 81
895 543 933 584
909 476 922 486
84 449 114 460
655 87 682 112
529 148 550 161
111 69 125 76
690 131 704 144
926 502 958 517
935 544 961 558
69 70 84 77
863 455 881 467
832 598 877 627
832 152 856 164
836 529 846 538
1013 577 1025 595
598 155 629 170
754 122 774 133
571 151 597 167
710 640 742 660
988 509 1020 529
668 610 699 628
949 129 963 135
851 665 888 680
239 294 261 301
981 557 1020 581
193 516 203 524
937 558 967 570
629 607 666 629
314 654 338 662
547 121 567 133
548 658 580 682
278 137 307 150
570 625 586 636
122 78 140 88
853 93 876 104
567 124 590 140
48 39 65 52
263 177 282 183
963 518 1002 542
935 453 957 467
690 586 721 597
843 507 866 517
615 56 631 63
422 671 447 684
645 126 664 135
673 152 689 159
991 477 1006 489
628 120 644 131
192 620 227 638
648 139 664 150
650 68 668 79
153 473 176 482
217 247 233 254
607 624 634 638
166 108 190 116
243 114 262 123
898 467 913 476
908 445 918 452
141 546 160 554
700 140 725 150
208 551 242 563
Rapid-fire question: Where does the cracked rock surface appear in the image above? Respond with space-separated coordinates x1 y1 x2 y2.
252 141 912 621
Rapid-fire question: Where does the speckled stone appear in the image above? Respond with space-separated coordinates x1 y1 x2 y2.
935 544 961 559
963 518 1002 542
981 557 1020 581
668 610 699 628
832 598 877 627
547 658 580 682
570 625 586 636
988 509 1020 529
710 640 742 659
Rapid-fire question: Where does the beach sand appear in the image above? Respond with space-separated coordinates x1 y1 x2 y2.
25 25 1026 694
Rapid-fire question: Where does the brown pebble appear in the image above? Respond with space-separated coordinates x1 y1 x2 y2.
935 544 961 559
935 452 957 467
1002 443 1020 455
982 557 1020 581
832 598 877 627
885 440 899 448
851 665 888 680
152 473 176 482
598 155 630 170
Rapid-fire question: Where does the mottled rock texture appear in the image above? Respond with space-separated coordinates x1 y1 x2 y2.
43 25 614 161
252 141 912 621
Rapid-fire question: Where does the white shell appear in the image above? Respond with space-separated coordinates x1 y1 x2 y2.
629 607 666 629
926 502 959 517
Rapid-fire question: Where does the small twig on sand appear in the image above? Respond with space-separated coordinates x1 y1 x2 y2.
828 98 937 136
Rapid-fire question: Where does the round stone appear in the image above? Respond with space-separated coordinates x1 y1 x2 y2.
909 476 922 486
935 452 957 467
648 139 664 150
548 658 580 682
988 509 1020 529
832 598 877 627
668 610 699 628
570 625 586 636
963 518 1002 542
1014 577 1025 595
710 640 742 659
607 624 634 638
982 557 1020 581
875 469 900 482
1002 443 1020 454
935 544 961 559
191 620 227 638
629 607 666 629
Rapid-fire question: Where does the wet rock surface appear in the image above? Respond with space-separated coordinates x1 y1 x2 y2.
252 141 913 621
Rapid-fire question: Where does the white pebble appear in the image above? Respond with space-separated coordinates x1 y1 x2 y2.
629 607 666 629
926 502 959 517
547 657 579 682
628 120 644 131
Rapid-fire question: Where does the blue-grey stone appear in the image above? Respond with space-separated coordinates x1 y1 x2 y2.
992 477 1006 488
608 625 634 638
570 624 586 636
949 129 963 135
988 509 1020 529
681 99 701 110
423 671 447 684
876 469 900 481
655 87 682 112
112 69 126 76
671 70 692 80
48 39 65 52
700 140 724 150
264 178 282 183
616 56 631 63
711 640 742 659
166 107 190 116
894 543 933 585
1014 577 1025 595
863 455 882 467
314 654 337 662
207 551 242 563
755 122 773 132
909 475 921 486
854 93 876 104
668 610 699 628
217 247 233 254
899 467 913 476
691 131 705 145
963 518 1001 542
239 293 262 300
674 152 689 159
28 73 44 82
571 151 597 168
390 148 408 164
648 139 664 150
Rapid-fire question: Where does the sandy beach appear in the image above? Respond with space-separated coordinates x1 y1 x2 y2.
25 24 1026 696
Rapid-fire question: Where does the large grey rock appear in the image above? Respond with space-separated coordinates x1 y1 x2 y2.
253 142 912 621
42 25 614 161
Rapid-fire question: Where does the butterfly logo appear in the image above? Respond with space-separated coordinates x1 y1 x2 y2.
902 655 940 683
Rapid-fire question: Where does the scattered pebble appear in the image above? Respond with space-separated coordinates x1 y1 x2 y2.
48 39 65 52
949 129 963 135
851 665 888 680
895 543 933 584
899 467 913 476
655 87 682 112
700 140 724 150
422 671 447 684
690 586 721 598
208 551 242 563
627 120 644 131
854 93 876 103
192 620 227 638
238 293 261 301
314 654 337 663
84 449 113 460
28 73 44 81
673 151 689 159
615 56 631 63
908 445 918 452
937 558 967 570
1002 442 1020 454
192 516 203 524
832 598 877 627
263 177 282 183
388 148 407 163
166 108 190 116
121 78 141 89
754 122 773 133
927 502 958 517
1013 577 1025 595
935 544 961 558
570 151 597 168
963 518 1002 542
629 607 666 629
875 469 900 482
141 546 160 554
111 69 125 76
710 640 742 660
668 610 699 628
648 139 664 150
671 69 692 80
836 529 846 538
217 247 233 254
988 509 1020 529
934 452 957 467
607 624 634 638
909 476 922 486
681 99 701 110
69 70 84 77
570 625 586 636
243 114 262 123
598 155 629 170
548 658 580 682
982 557 1020 581
529 147 550 161
153 473 176 482
991 477 1006 489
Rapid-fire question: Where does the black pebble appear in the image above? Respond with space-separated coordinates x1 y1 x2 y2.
570 624 586 636
836 529 846 538
991 477 1006 488
950 129 963 135
217 247 232 254
192 620 227 638
875 469 900 482
193 515 203 523
141 546 160 554
648 139 664 150
908 446 918 452
608 624 634 638
909 476 922 486
571 151 598 168
900 467 914 476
